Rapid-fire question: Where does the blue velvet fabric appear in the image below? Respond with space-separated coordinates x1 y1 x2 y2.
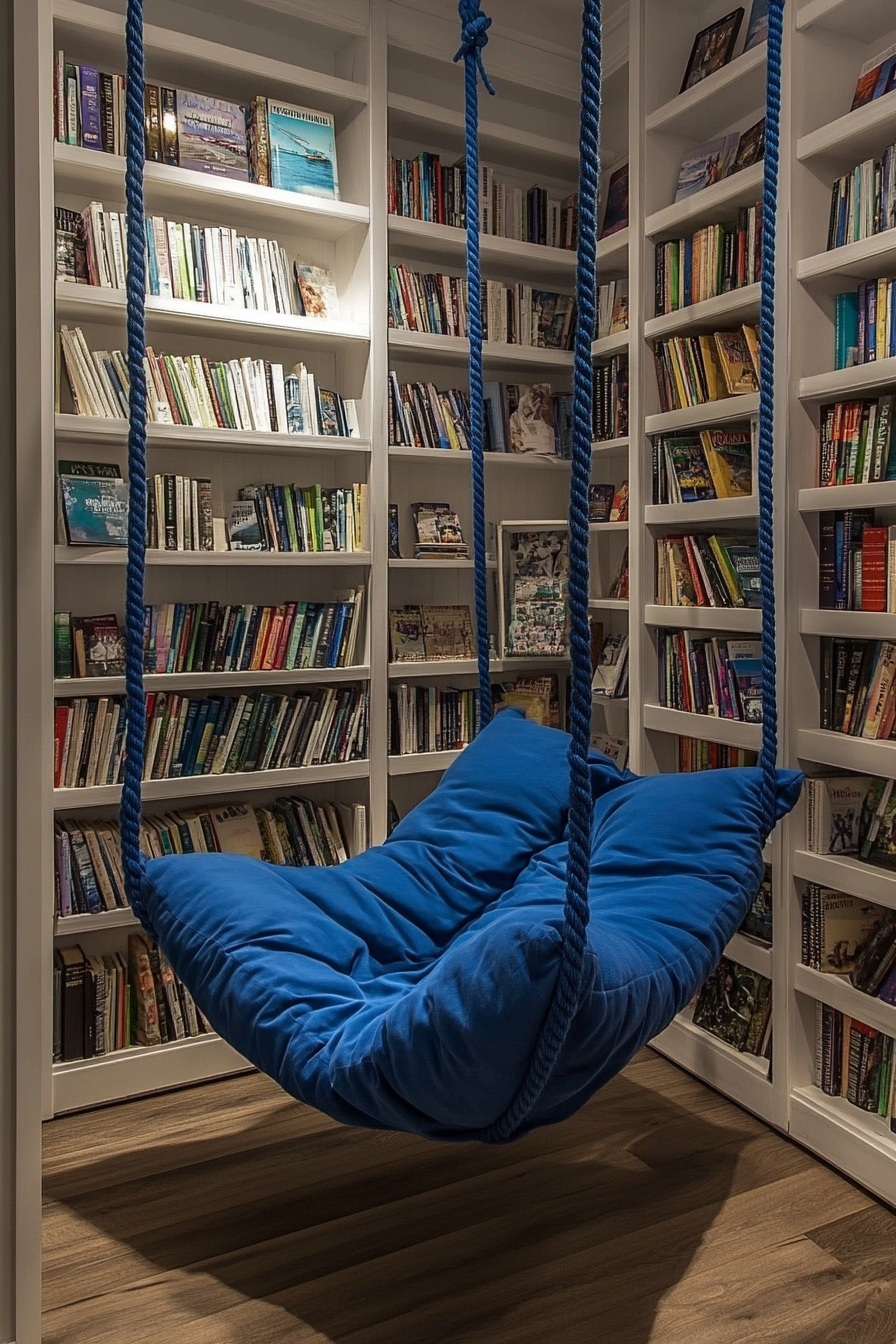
143 710 801 1140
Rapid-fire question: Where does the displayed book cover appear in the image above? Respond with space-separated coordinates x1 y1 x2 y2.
610 481 629 522
503 384 555 455
860 778 896 866
810 890 883 975
421 605 475 660
700 427 753 497
666 434 716 501
674 135 740 201
741 865 773 945
592 633 629 697
267 100 340 199
600 163 629 239
728 638 763 722
680 9 745 92
59 475 129 546
807 775 876 854
175 90 248 180
588 483 615 523
743 0 770 51
500 676 554 726
77 614 125 676
412 502 467 552
590 731 629 769
693 958 770 1052
732 117 765 174
713 330 759 395
294 264 339 320
208 804 266 859
724 538 762 607
227 500 265 550
316 388 344 437
851 42 896 111
389 606 426 661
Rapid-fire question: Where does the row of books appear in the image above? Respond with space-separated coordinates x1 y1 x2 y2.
389 685 480 756
654 207 763 316
53 685 369 790
593 357 629 444
827 144 896 251
59 327 360 438
658 632 763 723
57 202 341 322
389 606 475 664
820 639 896 741
678 737 758 772
651 425 753 506
54 934 212 1062
54 55 341 200
691 956 772 1058
805 774 896 869
819 510 896 612
803 887 896 1005
54 592 365 681
387 265 576 351
228 483 366 555
655 533 761 610
835 279 896 370
818 397 896 488
56 795 365 918
588 483 629 525
653 326 760 415
814 1005 895 1123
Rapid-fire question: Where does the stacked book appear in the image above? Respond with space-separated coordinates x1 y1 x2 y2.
820 639 896 739
58 327 360 437
55 795 366 918
819 510 896 611
815 1006 896 1123
691 957 772 1058
653 327 759 414
658 633 763 723
389 685 480 756
818 397 896 487
655 532 761 609
53 685 369 789
389 606 475 663
388 264 576 349
805 774 896 869
652 424 754 506
654 206 763 315
410 502 468 560
678 737 758 772
828 143 896 250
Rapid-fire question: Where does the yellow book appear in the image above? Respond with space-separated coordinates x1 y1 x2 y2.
698 335 725 401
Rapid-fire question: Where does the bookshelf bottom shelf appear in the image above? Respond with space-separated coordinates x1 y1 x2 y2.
52 1034 252 1113
790 1086 896 1208
650 1010 775 1124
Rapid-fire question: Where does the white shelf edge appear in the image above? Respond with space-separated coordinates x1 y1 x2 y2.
796 728 896 774
53 760 370 810
645 164 765 240
387 328 575 368
799 481 896 511
387 749 464 776
52 1034 251 1113
795 962 896 1040
644 604 763 632
800 358 896 403
645 393 759 436
800 609 896 639
644 496 759 525
797 89 896 165
54 666 371 696
643 704 763 750
645 44 767 135
55 546 371 568
793 849 896 911
644 284 761 340
54 414 370 456
726 931 773 978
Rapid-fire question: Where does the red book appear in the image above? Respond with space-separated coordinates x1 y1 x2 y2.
54 705 70 788
862 525 889 611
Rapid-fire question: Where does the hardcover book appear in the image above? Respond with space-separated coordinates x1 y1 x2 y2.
675 135 740 201
599 164 629 239
732 118 766 174
294 265 339 320
713 331 759 395
700 427 753 497
266 100 339 199
59 476 129 546
588 483 616 523
175 90 248 180
503 384 556 455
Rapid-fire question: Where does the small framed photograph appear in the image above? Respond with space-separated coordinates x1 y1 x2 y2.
680 8 745 93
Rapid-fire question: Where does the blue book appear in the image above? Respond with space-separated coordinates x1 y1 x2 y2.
170 700 201 777
79 64 102 151
834 291 859 370
325 605 348 667
60 476 128 546
266 100 339 200
144 218 159 296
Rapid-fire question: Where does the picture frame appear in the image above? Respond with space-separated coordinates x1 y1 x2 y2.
680 8 745 93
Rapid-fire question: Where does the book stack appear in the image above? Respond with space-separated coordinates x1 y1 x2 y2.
654 207 763 316
56 795 366 917
653 327 759 414
820 639 896 739
54 56 340 201
819 510 896 611
818 398 896 487
655 533 760 609
58 327 360 438
389 606 475 663
54 933 212 1062
828 144 896 250
678 737 758 771
815 1006 896 1123
593 357 629 443
659 633 763 723
834 279 896 370
652 424 754 505
53 684 369 789
388 377 471 452
691 957 772 1058
410 502 468 560
387 264 577 349
389 685 481 756
592 633 629 699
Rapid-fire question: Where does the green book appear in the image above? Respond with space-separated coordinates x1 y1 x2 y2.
54 612 73 679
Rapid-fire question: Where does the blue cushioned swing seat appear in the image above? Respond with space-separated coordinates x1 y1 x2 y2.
142 711 801 1141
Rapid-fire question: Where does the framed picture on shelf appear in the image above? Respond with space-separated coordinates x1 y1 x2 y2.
497 520 569 661
680 9 745 93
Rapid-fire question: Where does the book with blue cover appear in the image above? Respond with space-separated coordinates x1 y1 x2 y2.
175 90 248 180
266 100 340 200
59 476 128 546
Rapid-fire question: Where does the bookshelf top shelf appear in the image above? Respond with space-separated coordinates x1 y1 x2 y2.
644 284 761 341
645 164 764 241
646 44 768 141
797 91 896 167
795 0 896 41
53 143 371 241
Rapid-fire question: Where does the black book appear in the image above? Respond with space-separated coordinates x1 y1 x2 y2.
851 909 896 993
56 946 87 1062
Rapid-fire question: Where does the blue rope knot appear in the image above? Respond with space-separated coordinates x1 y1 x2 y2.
454 0 496 95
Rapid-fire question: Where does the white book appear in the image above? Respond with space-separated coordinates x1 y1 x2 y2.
108 211 127 289
165 220 182 299
227 361 252 430
150 217 172 298
271 363 288 434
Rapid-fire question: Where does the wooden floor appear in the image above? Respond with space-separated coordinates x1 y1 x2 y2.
42 1050 896 1343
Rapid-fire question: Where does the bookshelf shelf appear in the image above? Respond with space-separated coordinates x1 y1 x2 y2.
726 932 773 978
643 605 763 633
795 962 896 1040
795 0 896 40
53 759 370 810
795 728 896 774
52 1033 252 1114
591 330 629 359
387 214 578 284
589 521 629 534
800 358 896 403
797 91 896 167
387 749 464 776
387 328 576 369
789 1087 896 1209
55 283 370 349
644 496 759 525
798 232 896 291
792 850 896 912
388 446 571 470
644 392 759 436
388 557 497 570
646 44 768 140
800 609 896 639
54 546 371 568
592 436 630 455
52 142 371 240
54 415 371 457
799 481 896 511
645 163 765 241
651 1010 773 1123
388 657 567 679
55 909 138 937
644 284 761 340
54 665 370 697
589 598 629 611
642 704 763 750
596 227 630 273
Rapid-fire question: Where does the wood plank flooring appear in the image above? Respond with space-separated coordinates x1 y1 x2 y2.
42 1050 896 1343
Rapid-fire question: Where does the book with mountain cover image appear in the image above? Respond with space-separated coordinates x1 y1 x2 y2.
267 101 339 200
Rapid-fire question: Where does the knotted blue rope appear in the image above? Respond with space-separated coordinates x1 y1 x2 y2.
120 0 152 929
454 0 495 727
469 0 601 1144
757 0 784 839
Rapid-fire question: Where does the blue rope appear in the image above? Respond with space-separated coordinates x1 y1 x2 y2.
468 0 601 1144
757 0 784 837
120 0 152 929
454 0 495 729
